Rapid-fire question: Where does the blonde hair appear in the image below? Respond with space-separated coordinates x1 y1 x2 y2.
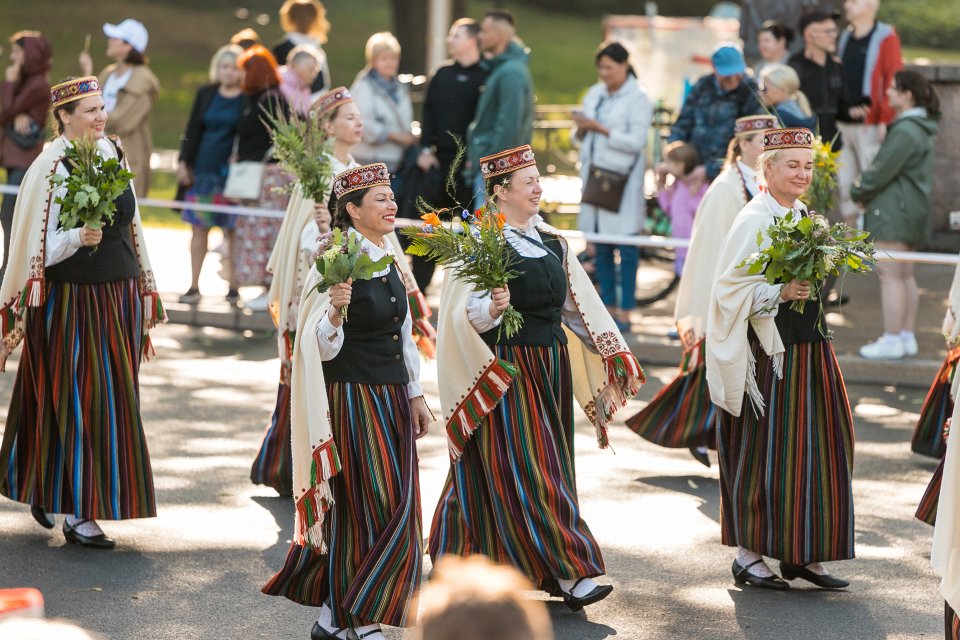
279 0 330 44
208 44 243 84
761 64 813 117
364 32 401 67
418 556 553 640
758 147 814 186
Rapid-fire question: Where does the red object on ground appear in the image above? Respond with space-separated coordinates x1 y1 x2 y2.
0 588 44 619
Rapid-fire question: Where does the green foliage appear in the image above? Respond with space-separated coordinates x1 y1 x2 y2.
880 0 960 50
51 136 136 236
800 137 841 217
312 228 393 321
262 107 335 202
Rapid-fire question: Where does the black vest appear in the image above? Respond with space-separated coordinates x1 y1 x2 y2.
481 232 568 347
45 145 140 285
774 295 829 345
322 262 410 385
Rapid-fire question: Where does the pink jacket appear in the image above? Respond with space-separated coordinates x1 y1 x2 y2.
279 67 311 115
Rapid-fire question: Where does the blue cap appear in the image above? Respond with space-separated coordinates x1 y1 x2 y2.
711 43 746 76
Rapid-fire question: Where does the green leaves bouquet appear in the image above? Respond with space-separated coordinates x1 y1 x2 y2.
263 107 334 202
311 228 393 321
402 206 523 340
737 211 876 333
800 136 841 217
51 136 135 239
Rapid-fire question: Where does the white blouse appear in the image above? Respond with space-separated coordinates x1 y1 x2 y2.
45 136 125 267
749 191 805 318
737 160 761 199
313 231 422 398
466 215 593 347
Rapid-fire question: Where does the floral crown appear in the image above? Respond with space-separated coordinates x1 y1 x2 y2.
763 127 814 151
312 86 352 118
51 76 102 109
479 145 536 180
736 115 779 137
333 163 391 199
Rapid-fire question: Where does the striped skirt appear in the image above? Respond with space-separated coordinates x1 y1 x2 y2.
262 382 422 628
948 602 960 640
0 278 155 520
717 340 855 564
429 343 605 582
250 375 292 496
625 340 717 449
912 349 958 459
916 457 944 527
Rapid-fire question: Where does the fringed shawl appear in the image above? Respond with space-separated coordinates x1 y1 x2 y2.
0 135 164 364
435 223 644 461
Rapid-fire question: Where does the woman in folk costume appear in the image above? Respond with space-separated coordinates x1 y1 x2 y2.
706 128 854 590
428 145 644 611
262 164 432 640
626 115 774 468
252 86 362 497
0 77 165 549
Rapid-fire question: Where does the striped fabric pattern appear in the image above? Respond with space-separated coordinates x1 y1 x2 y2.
0 278 155 519
262 382 421 628
948 601 960 640
625 339 717 449
916 456 944 527
429 343 605 582
250 377 293 496
911 349 958 459
718 340 855 564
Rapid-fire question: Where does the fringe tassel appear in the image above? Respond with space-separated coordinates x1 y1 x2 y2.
142 335 156 362
412 318 437 360
16 278 44 310
294 439 342 551
407 290 432 321
591 352 646 449
446 358 519 461
1 303 17 338
745 348 766 419
142 292 165 329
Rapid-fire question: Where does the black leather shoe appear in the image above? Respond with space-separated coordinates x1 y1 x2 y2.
62 520 115 549
689 447 711 468
560 578 614 612
540 577 563 597
779 562 849 589
732 559 790 590
311 621 346 640
31 505 55 529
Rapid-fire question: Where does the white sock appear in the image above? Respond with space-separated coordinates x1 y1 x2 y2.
693 446 708 455
65 516 104 537
900 331 916 342
353 624 383 639
317 604 348 639
736 548 773 577
557 577 600 598
804 562 829 576
882 333 901 345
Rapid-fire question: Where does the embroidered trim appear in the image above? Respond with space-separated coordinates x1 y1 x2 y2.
294 438 342 552
446 357 519 461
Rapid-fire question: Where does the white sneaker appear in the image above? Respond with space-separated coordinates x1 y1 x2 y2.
859 337 905 360
901 335 918 357
243 292 269 311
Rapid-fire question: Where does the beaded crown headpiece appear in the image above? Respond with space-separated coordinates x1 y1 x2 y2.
479 145 536 180
51 76 101 109
763 127 814 151
312 86 352 118
735 115 779 137
332 163 391 199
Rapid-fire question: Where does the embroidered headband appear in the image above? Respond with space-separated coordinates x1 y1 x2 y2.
479 145 536 180
50 76 102 109
735 115 779 137
763 127 814 151
312 86 352 118
332 163 391 199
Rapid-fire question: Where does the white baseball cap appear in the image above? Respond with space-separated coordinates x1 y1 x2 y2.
103 19 149 53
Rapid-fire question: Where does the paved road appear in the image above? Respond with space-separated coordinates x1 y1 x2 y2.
0 322 945 640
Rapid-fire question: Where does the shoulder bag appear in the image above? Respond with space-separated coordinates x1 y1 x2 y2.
579 96 639 213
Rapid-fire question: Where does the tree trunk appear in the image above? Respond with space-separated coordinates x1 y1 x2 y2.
391 0 430 76
740 0 841 60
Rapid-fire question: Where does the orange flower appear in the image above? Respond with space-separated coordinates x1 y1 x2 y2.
420 212 442 228
474 207 485 220
495 213 506 229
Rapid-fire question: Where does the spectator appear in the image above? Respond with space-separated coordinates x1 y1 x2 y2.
230 28 261 51
668 43 762 180
233 45 291 309
759 64 817 129
467 9 534 201
413 18 487 292
853 70 939 360
350 32 416 174
79 19 159 197
176 44 244 304
836 0 903 226
419 555 553 640
574 41 651 332
279 44 322 115
755 20 794 76
271 0 331 93
0 31 51 280
657 141 708 278
789 10 847 148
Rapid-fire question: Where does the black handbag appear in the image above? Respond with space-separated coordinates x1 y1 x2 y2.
581 165 632 213
4 122 45 150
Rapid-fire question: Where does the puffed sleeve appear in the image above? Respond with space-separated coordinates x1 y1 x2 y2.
467 290 502 334
44 176 83 267
401 307 423 398
314 308 344 360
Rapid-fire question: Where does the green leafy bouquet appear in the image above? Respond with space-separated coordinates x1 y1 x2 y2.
262 107 334 202
402 205 523 340
800 136 841 216
311 228 393 321
51 136 135 242
737 211 876 333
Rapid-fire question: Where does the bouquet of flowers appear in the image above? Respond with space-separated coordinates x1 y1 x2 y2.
51 135 135 243
311 228 393 321
402 205 523 340
800 136 841 216
737 211 876 332
263 107 334 202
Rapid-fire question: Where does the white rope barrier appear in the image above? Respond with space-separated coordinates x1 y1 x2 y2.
0 184 956 264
